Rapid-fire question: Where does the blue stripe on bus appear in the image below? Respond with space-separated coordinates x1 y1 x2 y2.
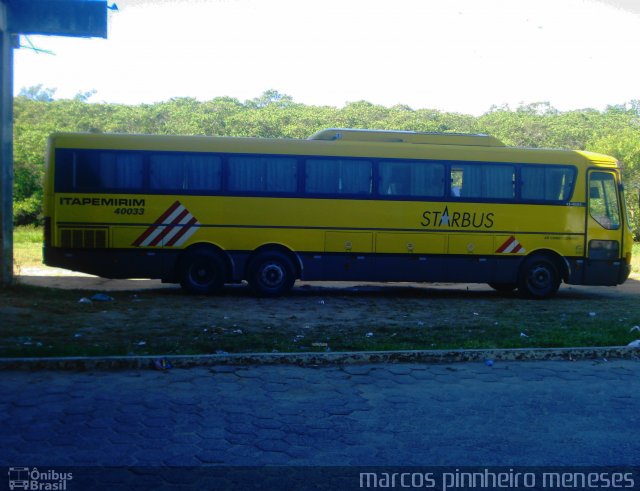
55 221 584 236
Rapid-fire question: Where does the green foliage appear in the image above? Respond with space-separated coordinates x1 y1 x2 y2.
587 127 640 236
14 225 42 244
11 89 640 237
14 192 43 226
18 84 56 102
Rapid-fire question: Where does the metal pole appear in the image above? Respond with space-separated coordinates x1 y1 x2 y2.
0 1 108 286
0 18 13 286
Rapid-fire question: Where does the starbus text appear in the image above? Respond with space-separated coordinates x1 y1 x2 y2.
421 207 494 229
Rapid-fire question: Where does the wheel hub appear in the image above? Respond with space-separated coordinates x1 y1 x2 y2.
261 263 284 287
531 266 550 288
192 263 214 285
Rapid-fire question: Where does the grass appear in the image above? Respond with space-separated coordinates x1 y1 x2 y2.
1 280 639 358
3 226 640 358
14 225 42 244
13 225 43 273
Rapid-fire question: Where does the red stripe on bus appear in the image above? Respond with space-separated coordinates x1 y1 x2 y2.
148 208 190 247
496 236 515 253
165 217 199 247
132 200 182 247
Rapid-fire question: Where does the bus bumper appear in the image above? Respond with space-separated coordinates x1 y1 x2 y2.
43 247 179 280
567 258 631 286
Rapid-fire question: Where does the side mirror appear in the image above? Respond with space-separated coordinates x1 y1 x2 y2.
589 187 600 199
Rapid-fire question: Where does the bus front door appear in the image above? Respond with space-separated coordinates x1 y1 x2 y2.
584 170 624 285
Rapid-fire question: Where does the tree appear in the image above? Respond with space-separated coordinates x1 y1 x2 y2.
246 90 297 109
9 88 640 240
17 85 56 102
588 129 640 238
73 89 97 102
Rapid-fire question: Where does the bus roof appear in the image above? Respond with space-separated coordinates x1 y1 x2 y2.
308 128 505 147
574 150 619 167
48 130 619 168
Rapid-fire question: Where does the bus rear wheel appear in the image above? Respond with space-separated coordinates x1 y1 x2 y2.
517 254 560 299
179 249 227 294
248 251 296 297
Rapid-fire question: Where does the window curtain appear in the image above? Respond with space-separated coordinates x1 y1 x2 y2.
484 165 514 199
380 161 444 197
459 165 482 197
521 167 546 199
413 163 444 196
229 157 297 193
184 155 221 191
547 169 570 200
306 159 372 194
98 152 144 190
338 160 371 194
150 154 183 190
379 162 409 195
149 154 222 191
522 167 574 200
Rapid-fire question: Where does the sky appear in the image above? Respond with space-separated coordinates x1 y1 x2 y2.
12 0 640 115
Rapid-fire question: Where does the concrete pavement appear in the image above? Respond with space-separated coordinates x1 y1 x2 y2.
2 359 639 470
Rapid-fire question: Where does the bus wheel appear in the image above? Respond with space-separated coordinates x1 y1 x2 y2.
517 254 560 299
488 282 517 292
248 251 296 297
179 249 227 294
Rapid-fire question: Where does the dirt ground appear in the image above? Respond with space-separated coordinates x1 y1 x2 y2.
4 265 640 357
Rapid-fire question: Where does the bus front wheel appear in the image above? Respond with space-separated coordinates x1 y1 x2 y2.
517 254 560 299
248 251 296 297
179 248 227 294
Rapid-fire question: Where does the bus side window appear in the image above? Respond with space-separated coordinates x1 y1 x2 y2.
306 159 372 195
521 166 575 201
149 153 222 192
76 151 144 192
229 156 297 193
451 168 463 198
451 164 514 199
71 151 97 190
54 149 76 191
381 164 410 195
185 155 222 192
379 161 444 198
150 154 185 190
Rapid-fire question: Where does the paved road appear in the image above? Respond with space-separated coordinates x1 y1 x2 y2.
6 269 640 488
2 360 639 469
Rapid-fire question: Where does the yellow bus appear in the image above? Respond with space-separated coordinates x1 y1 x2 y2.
43 128 633 298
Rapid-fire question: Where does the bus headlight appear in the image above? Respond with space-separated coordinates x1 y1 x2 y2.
588 240 619 260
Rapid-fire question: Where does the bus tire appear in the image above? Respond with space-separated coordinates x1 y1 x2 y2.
517 254 560 299
178 248 227 294
488 282 517 292
248 251 296 297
